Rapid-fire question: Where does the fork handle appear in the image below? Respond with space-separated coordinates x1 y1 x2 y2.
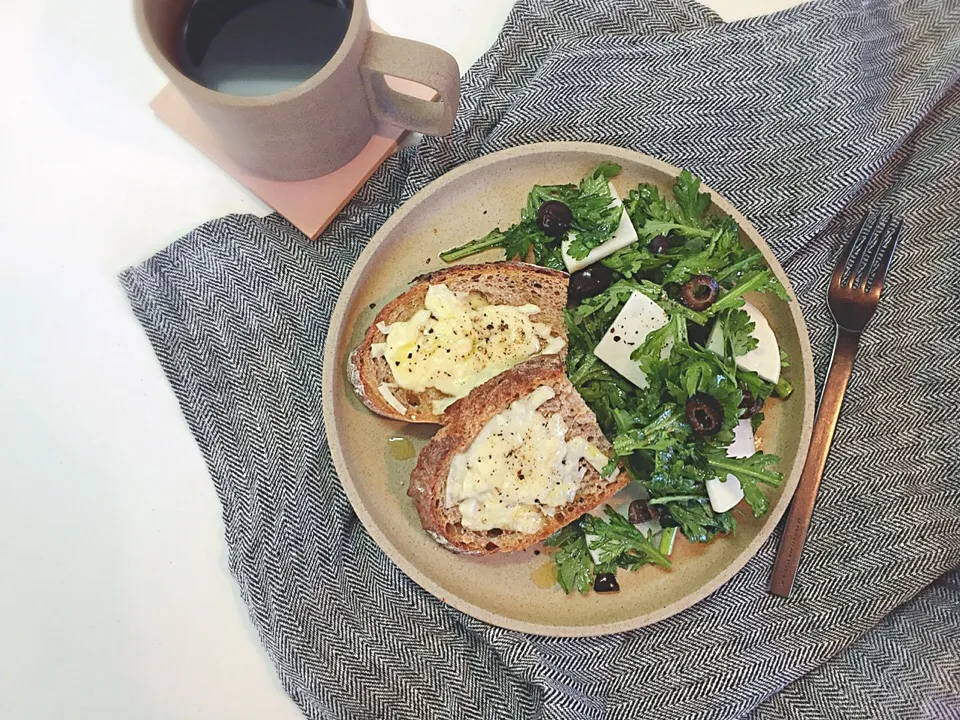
769 328 861 597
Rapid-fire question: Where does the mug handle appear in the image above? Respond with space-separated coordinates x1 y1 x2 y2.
359 33 460 137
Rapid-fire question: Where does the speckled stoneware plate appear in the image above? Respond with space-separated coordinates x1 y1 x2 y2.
322 142 815 636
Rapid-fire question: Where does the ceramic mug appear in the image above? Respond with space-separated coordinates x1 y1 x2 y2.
134 0 460 181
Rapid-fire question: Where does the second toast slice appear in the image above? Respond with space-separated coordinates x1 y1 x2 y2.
408 356 631 554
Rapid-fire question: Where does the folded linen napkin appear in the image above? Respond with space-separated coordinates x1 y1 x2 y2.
121 0 960 717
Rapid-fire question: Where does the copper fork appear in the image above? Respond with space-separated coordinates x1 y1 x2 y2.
770 214 903 597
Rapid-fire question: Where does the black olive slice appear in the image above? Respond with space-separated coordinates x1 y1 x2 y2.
680 274 720 311
686 392 724 436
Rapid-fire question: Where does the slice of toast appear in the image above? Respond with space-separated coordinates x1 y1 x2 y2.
408 355 631 554
348 262 568 424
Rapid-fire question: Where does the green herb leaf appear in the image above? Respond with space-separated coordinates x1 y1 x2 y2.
572 279 639 319
662 227 726 285
707 450 783 517
545 521 595 594
637 219 713 241
601 243 671 278
523 184 579 222
624 184 672 225
564 170 624 260
583 507 671 569
707 269 770 315
592 163 623 182
664 499 736 543
631 280 709 325
779 348 791 369
612 407 685 455
673 170 712 222
722 308 759 358
630 322 672 368
530 234 567 270
763 274 791 302
500 219 542 261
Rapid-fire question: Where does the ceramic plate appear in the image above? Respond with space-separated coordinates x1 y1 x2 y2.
322 142 815 636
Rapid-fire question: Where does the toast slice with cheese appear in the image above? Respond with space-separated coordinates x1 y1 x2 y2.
408 355 631 554
348 262 569 424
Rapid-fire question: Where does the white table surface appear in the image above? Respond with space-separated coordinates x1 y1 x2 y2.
0 1 803 718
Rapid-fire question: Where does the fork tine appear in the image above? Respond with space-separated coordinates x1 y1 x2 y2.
869 219 903 297
832 214 870 287
861 214 894 286
845 214 885 288
852 215 895 288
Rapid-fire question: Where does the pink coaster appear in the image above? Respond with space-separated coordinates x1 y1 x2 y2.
150 30 436 240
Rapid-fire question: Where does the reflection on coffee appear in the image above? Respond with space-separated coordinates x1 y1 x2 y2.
179 0 353 97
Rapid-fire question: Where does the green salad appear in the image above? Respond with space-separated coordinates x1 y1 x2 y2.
442 164 792 594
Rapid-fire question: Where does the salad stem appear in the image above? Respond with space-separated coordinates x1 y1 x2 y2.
714 251 763 283
774 378 794 399
707 270 772 315
708 458 783 487
439 230 506 263
658 527 679 555
646 495 707 505
568 353 600 388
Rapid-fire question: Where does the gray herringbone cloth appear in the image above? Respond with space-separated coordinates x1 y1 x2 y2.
120 0 960 718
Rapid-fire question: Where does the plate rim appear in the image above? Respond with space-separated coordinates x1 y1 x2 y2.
321 141 815 636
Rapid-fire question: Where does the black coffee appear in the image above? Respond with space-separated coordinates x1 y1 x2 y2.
179 0 353 97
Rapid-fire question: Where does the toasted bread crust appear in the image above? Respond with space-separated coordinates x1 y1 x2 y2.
348 262 569 424
408 356 631 555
